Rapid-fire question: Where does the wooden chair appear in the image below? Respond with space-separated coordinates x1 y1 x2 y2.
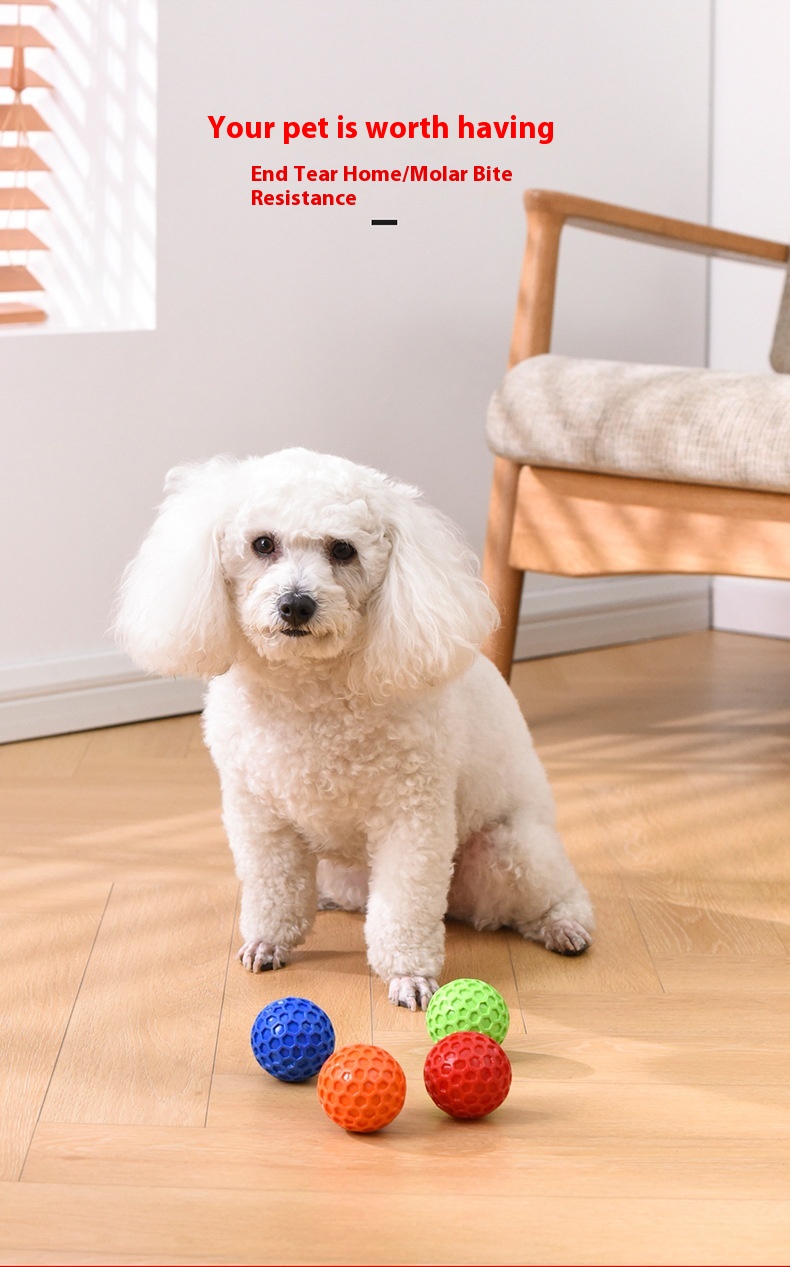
482 189 790 679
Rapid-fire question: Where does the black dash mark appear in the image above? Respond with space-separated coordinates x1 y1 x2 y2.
371 219 398 225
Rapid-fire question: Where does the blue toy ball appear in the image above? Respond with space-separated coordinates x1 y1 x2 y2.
250 996 335 1082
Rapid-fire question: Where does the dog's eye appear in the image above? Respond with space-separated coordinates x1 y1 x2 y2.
330 540 356 562
252 536 276 557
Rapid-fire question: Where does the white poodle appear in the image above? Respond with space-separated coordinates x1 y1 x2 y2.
115 448 593 1009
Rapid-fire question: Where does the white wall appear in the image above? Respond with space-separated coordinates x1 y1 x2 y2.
708 0 790 638
0 0 715 740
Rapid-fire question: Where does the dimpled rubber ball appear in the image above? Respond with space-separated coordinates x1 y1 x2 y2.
250 997 335 1082
317 1043 407 1133
425 977 510 1045
423 1030 512 1119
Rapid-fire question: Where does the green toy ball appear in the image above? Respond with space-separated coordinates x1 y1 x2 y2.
425 978 510 1045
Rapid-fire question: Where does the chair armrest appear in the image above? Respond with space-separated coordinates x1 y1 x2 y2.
525 189 788 267
508 189 789 367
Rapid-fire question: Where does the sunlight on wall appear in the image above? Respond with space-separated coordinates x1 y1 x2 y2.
0 0 156 334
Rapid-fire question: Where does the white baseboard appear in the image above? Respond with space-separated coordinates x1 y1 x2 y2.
514 575 711 660
1 577 711 743
0 651 204 744
712 577 790 639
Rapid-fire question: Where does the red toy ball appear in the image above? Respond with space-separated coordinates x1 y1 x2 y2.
423 1030 512 1119
317 1043 407 1133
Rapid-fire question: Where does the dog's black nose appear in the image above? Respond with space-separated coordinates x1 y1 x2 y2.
277 591 317 627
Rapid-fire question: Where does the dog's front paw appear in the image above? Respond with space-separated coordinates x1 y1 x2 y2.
388 975 438 1011
542 917 592 956
237 940 291 973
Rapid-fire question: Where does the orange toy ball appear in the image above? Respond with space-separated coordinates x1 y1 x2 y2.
317 1043 406 1133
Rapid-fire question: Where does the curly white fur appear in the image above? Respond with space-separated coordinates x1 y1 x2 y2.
115 448 594 1009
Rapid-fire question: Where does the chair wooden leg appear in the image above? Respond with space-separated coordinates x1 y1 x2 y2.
481 195 565 679
481 456 525 680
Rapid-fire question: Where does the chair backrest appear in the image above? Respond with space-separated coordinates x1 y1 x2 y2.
770 259 790 372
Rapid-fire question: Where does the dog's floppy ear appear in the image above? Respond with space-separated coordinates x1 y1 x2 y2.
114 457 240 679
352 484 499 700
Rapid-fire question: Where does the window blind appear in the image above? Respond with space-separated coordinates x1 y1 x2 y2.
0 0 53 326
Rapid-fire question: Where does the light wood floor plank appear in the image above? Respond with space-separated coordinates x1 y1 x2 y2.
629 894 787 956
40 883 237 1127
511 631 790 773
0 788 232 887
0 1253 226 1266
0 857 110 915
0 914 102 1180
653 954 790 993
624 874 790 925
0 732 92 780
774 920 790 953
2 1183 790 1265
0 784 226 850
519 991 790 1040
507 1030 790 1085
78 715 203 764
205 1073 298 1130
579 770 790 882
21 1120 790 1200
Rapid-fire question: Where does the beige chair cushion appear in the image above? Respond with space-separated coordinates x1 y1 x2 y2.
486 354 790 493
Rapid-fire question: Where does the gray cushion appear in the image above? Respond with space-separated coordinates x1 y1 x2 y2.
486 354 790 493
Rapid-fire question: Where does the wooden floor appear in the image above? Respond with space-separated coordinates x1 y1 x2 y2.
1 631 789 1266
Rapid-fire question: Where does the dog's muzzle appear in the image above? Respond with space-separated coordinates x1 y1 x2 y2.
277 591 317 636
